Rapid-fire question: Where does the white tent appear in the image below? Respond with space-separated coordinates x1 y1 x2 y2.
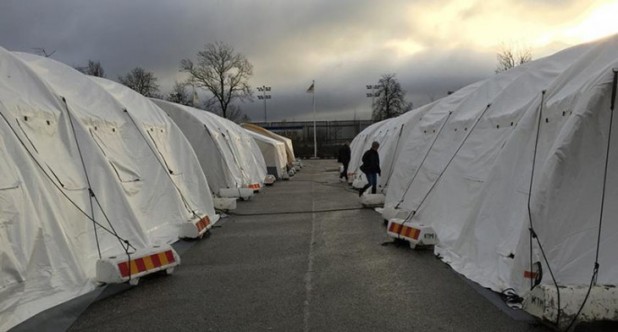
245 129 288 179
370 107 433 193
442 38 617 295
229 121 268 190
379 35 618 323
245 134 269 182
152 99 266 193
348 120 384 179
0 48 151 331
0 50 226 330
348 115 420 191
384 81 485 210
242 123 296 166
90 77 218 226
16 53 209 243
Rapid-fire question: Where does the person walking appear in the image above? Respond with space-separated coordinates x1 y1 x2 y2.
337 141 351 181
359 141 381 197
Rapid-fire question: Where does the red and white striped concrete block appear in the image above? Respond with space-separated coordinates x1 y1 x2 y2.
386 219 438 248
247 183 261 192
96 244 180 284
179 215 214 239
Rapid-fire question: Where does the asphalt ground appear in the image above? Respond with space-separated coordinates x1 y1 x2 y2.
67 159 580 332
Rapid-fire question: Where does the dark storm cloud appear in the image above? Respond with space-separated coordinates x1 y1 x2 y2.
0 0 599 121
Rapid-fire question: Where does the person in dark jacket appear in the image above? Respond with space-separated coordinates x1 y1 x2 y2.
337 141 351 181
359 141 381 196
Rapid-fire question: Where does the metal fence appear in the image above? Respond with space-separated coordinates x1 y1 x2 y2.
251 120 374 158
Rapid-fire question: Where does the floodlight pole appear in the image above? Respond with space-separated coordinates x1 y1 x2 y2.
366 84 380 118
312 80 317 158
257 85 271 123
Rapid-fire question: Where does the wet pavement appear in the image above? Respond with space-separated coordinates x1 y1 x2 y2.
69 159 556 332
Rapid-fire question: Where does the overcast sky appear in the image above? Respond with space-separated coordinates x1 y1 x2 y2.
1 0 618 122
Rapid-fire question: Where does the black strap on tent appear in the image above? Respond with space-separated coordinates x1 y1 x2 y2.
123 109 199 219
395 111 453 209
527 92 545 291
525 90 562 328
564 69 618 332
61 98 135 261
381 124 404 193
403 104 491 224
61 97 100 258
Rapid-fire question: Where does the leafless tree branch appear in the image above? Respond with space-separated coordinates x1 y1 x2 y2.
496 43 532 73
118 67 160 98
181 41 253 119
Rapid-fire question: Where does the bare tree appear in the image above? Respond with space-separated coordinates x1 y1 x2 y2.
496 44 532 73
118 67 160 97
32 47 56 58
166 81 193 106
372 73 408 121
76 60 106 77
180 41 253 119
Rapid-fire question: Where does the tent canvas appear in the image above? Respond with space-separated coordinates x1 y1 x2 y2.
0 48 151 331
90 77 217 225
242 123 296 165
348 120 384 179
442 37 618 295
245 129 287 179
17 52 199 244
378 35 618 302
1 50 230 330
152 99 266 193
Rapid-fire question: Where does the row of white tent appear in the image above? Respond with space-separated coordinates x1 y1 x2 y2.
0 47 296 331
349 35 618 326
241 123 296 180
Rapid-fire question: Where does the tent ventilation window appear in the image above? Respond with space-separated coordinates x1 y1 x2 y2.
14 116 85 190
90 127 141 183
123 112 196 217
145 129 182 176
